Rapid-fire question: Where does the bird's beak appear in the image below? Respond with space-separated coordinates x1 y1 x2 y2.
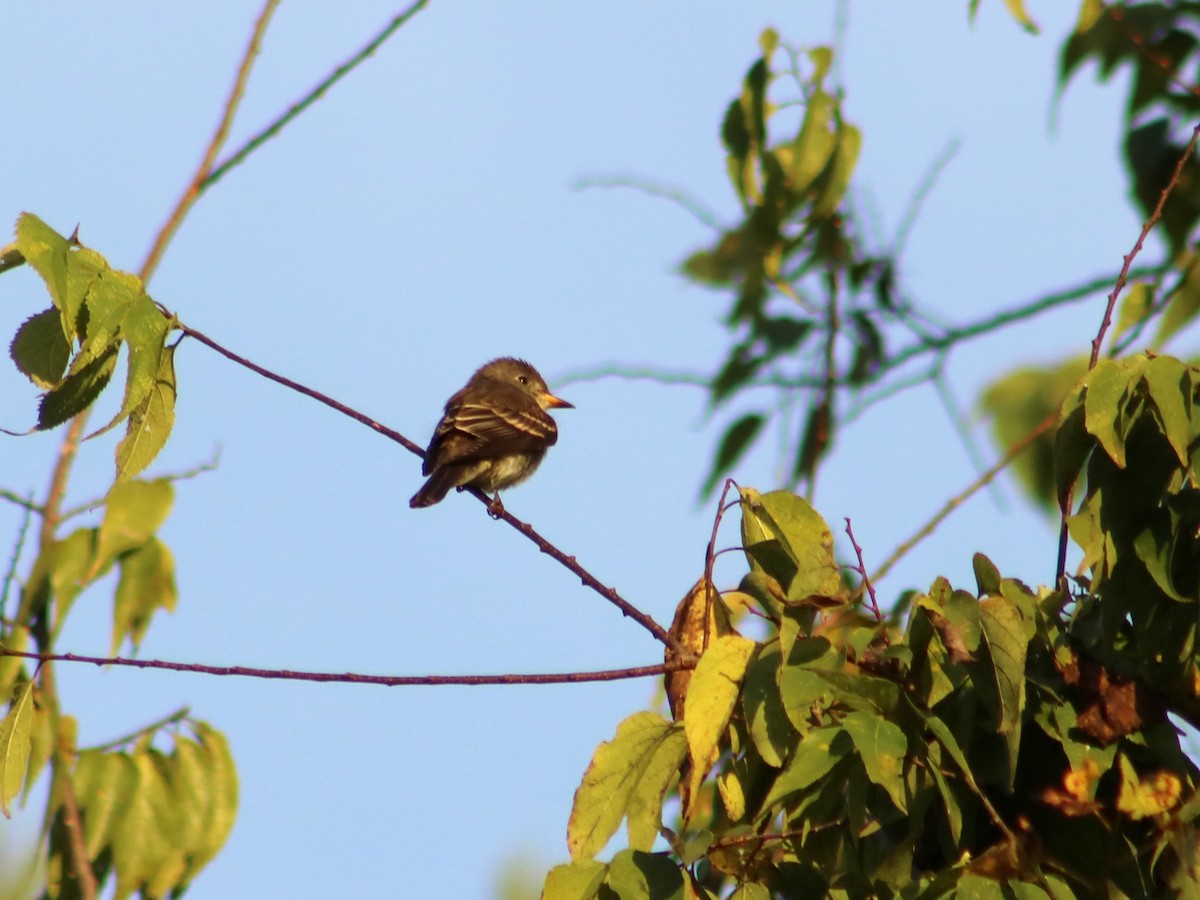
541 392 574 410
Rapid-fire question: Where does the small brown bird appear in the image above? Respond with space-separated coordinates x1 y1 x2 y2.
409 357 573 512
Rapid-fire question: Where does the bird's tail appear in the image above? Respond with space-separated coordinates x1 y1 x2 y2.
409 470 456 508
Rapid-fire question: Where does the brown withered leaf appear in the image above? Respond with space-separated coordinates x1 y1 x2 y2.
1062 652 1166 745
664 577 734 721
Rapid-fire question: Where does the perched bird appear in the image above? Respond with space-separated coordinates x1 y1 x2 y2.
409 357 573 512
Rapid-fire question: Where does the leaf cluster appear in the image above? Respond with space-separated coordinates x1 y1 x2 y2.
44 720 237 900
1 217 236 897
544 386 1200 898
685 34 898 495
7 213 178 483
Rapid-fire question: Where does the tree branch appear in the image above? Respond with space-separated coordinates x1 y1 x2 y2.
202 0 431 193
140 0 281 283
0 649 689 687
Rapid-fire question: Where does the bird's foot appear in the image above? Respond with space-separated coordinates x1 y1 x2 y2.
487 494 505 518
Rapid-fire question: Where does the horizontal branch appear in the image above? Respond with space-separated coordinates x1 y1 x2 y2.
0 648 688 687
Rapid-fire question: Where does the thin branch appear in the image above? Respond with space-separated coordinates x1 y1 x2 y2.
140 0 281 282
873 412 1056 586
178 323 425 456
703 481 742 649
85 706 192 754
0 649 689 687
468 486 679 650
573 173 724 231
0 493 34 629
202 0 431 192
0 489 41 514
59 448 222 524
844 518 885 640
1059 122 1200 583
1088 123 1200 367
892 138 961 259
555 268 1164 394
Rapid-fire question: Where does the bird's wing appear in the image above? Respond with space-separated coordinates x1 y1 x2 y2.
423 390 557 473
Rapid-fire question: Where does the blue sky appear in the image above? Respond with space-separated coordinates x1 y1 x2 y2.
1 3 1150 897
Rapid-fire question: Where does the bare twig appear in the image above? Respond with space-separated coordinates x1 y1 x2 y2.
1058 122 1200 583
0 494 34 630
703 480 741 648
470 486 679 650
844 518 885 640
85 706 192 754
1088 124 1200 367
892 139 961 259
555 268 1162 393
573 173 723 231
874 412 1056 586
59 448 222 524
0 648 688 687
178 324 425 456
0 490 42 514
140 0 281 282
203 0 431 192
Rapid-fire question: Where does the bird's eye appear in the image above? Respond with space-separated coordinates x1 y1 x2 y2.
518 376 529 385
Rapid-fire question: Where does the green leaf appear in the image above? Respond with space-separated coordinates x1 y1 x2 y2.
625 727 686 852
909 698 986 800
111 537 178 654
114 341 178 484
0 680 34 817
1157 259 1200 347
1084 358 1145 468
684 635 755 775
39 527 99 624
542 860 607 900
37 342 118 430
703 414 764 496
15 213 71 327
976 593 1033 790
784 90 836 194
813 123 861 217
1143 355 1191 468
111 748 175 899
1055 383 1092 511
73 749 139 859
10 308 70 389
1002 0 1040 33
972 553 1002 596
77 269 169 441
186 723 238 880
602 849 684 900
739 490 842 602
841 709 908 812
95 478 174 572
762 725 850 807
568 712 677 860
742 642 793 768
1112 282 1153 344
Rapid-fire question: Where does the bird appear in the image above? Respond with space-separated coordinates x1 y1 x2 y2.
409 357 573 513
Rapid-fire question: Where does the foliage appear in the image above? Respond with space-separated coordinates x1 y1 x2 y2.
3 4 1200 900
0 216 233 899
547 452 1200 897
538 10 1200 900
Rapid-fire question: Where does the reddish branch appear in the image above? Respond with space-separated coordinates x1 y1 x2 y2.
0 649 687 687
844 518 885 641
1057 122 1200 583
